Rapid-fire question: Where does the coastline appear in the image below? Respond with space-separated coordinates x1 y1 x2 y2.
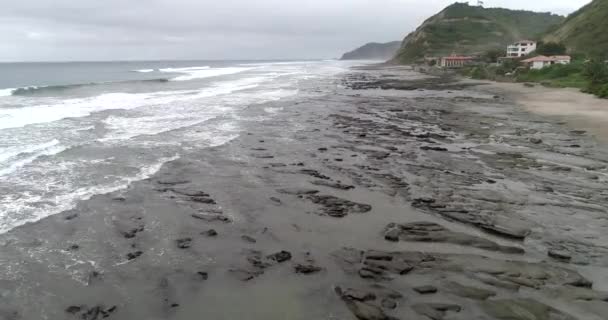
2 65 608 320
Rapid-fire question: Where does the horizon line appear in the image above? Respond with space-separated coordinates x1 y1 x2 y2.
0 58 334 64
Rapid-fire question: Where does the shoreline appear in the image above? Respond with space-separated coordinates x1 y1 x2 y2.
2 66 608 320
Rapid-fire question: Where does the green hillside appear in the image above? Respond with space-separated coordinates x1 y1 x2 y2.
393 2 564 64
544 0 608 57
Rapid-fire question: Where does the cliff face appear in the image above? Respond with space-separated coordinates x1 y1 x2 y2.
392 3 564 64
544 0 608 57
340 41 402 60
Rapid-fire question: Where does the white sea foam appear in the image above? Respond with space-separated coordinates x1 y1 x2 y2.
159 66 210 72
161 66 253 81
264 107 284 114
101 114 219 142
0 93 156 130
0 141 68 176
0 88 15 97
0 60 345 234
239 61 318 67
0 155 179 234
132 69 155 73
99 80 272 142
0 76 267 131
0 139 62 163
180 121 240 149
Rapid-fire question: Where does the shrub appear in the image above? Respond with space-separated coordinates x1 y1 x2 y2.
583 60 608 85
600 84 608 98
585 83 608 98
469 66 488 79
516 63 585 82
483 49 505 63
536 42 567 56
501 59 521 72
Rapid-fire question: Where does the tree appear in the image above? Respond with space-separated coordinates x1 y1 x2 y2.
496 58 521 75
536 42 567 56
483 49 505 63
583 59 608 85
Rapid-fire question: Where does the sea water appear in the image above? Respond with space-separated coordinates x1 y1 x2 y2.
0 59 361 233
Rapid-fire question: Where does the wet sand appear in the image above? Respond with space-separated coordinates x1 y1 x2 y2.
2 66 608 320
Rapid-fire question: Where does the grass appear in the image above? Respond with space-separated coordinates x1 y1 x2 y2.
515 63 589 88
545 74 588 88
463 60 608 99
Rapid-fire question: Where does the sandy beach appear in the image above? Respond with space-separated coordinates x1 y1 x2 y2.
2 65 608 320
486 82 608 142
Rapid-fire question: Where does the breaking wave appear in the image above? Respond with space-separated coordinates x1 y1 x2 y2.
0 65 253 97
7 79 170 96
159 66 252 81
0 88 15 97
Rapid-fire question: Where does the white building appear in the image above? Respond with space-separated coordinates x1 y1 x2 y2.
507 40 537 57
522 55 571 69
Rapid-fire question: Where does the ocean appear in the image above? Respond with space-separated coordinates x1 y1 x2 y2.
0 59 360 233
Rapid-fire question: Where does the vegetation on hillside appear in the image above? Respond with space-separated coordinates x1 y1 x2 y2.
544 0 608 58
535 42 567 56
462 53 608 98
582 60 608 97
392 1 608 99
392 3 564 64
516 62 588 89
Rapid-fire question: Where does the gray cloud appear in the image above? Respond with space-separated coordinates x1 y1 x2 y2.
0 0 591 61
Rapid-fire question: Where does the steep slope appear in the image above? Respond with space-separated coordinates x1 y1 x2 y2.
393 3 564 64
340 41 402 60
544 0 608 57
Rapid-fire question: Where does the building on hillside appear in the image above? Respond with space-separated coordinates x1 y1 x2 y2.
507 40 537 57
439 55 475 68
521 55 571 69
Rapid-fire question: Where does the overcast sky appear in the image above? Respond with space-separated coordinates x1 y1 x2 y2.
0 0 591 62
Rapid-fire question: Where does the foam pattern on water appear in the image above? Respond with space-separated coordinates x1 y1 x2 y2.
0 60 356 233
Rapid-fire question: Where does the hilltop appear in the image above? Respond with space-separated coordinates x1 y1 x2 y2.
544 0 608 57
392 2 564 64
340 41 402 60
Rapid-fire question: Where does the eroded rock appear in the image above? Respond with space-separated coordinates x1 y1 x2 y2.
294 264 323 274
307 195 372 218
443 281 496 300
335 287 390 320
414 285 438 294
384 222 524 254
